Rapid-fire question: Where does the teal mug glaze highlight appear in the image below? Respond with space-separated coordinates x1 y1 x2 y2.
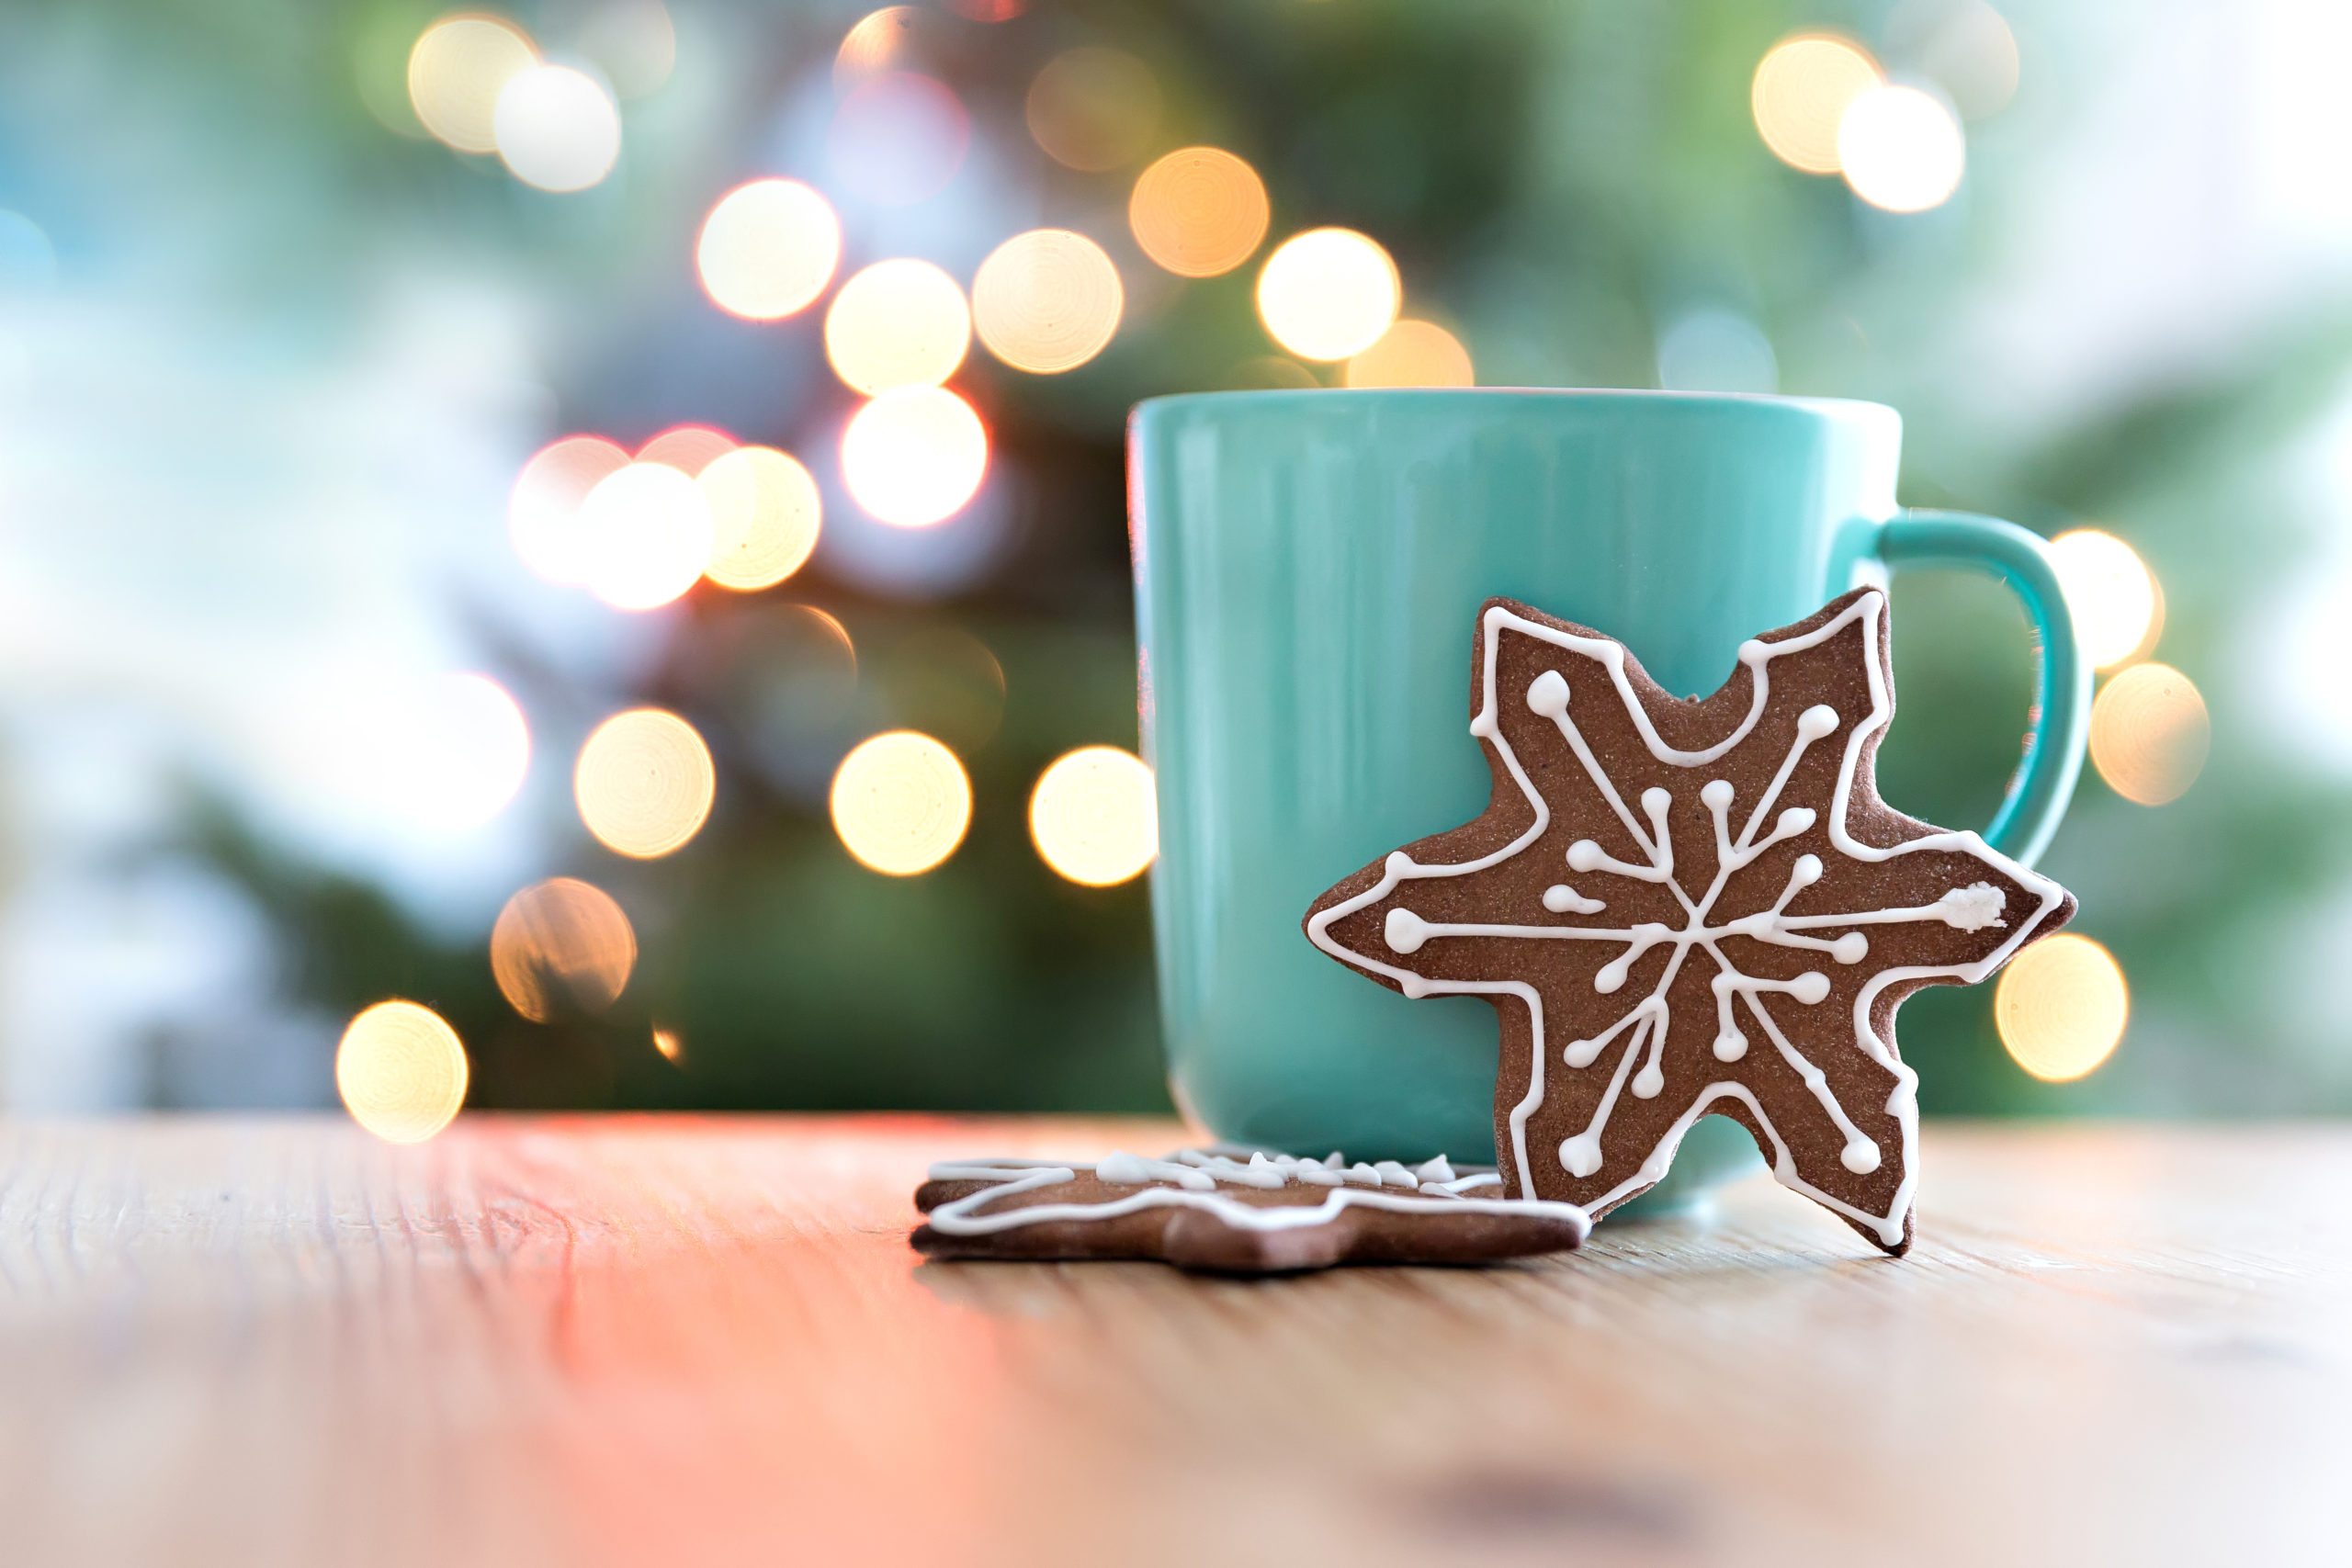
1128 389 2086 1209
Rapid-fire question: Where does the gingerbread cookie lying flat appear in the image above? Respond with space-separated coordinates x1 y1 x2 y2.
1305 589 2075 1255
913 1149 1590 1273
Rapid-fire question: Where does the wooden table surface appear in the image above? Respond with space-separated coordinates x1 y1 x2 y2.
2 1116 2346 1567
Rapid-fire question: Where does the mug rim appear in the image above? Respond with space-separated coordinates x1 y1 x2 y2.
1133 385 1896 423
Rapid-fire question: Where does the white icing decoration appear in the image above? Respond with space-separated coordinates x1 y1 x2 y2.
1302 591 2068 1247
922 1150 1592 1239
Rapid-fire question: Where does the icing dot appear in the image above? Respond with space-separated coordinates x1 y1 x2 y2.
1385 851 1416 877
1384 908 1430 953
1096 1151 1148 1184
1792 852 1824 886
1633 1065 1664 1099
1842 1140 1882 1174
1737 638 1767 663
1832 931 1869 964
1559 1134 1602 1179
1701 779 1735 810
1565 1038 1600 1067
1594 956 1631 994
1525 670 1570 716
1566 840 1604 872
1400 976 1430 998
1543 884 1603 914
1791 971 1830 1005
1641 785 1671 816
1713 1032 1747 1062
1799 704 1840 739
1778 807 1816 837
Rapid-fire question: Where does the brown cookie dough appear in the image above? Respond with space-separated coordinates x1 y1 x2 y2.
1304 589 2076 1255
911 1150 1590 1273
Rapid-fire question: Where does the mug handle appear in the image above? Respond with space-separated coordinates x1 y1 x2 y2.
1876 509 2089 868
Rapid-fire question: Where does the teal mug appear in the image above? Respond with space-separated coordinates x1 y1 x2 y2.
1127 389 2087 1210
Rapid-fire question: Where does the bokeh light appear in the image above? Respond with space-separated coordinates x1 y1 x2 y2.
1129 147 1270 279
1257 229 1401 362
971 230 1124 374
511 434 630 585
413 672 533 829
1344 319 1474 389
835 6 917 88
831 730 972 875
1839 85 1966 212
652 1026 684 1063
824 258 970 395
1995 934 2129 1083
580 462 714 610
576 707 718 857
695 179 842 321
1909 0 2019 120
2090 662 2211 807
1029 746 1157 886
1750 33 1882 175
638 423 737 476
579 0 674 99
492 64 620 192
1026 47 1161 172
408 15 537 155
698 446 821 590
491 877 637 1021
831 72 969 205
841 386 989 527
2051 528 2161 671
337 1001 469 1144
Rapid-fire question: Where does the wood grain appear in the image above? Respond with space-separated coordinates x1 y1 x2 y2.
1 1116 2347 1566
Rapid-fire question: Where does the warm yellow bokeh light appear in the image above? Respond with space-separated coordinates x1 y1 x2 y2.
492 64 620 191
2050 529 2160 671
2090 662 2211 807
337 1000 469 1144
841 385 989 527
511 434 629 585
1839 85 1966 212
580 462 714 610
695 179 842 321
1995 934 2128 1083
409 15 537 155
1257 229 1401 362
824 258 970 394
1128 146 1270 278
576 707 718 857
972 230 1124 374
698 446 821 590
652 1026 684 1063
1029 746 1157 886
1344 319 1475 389
1750 33 1882 175
831 730 972 876
1025 46 1161 172
638 423 737 477
491 877 637 1021
835 6 918 88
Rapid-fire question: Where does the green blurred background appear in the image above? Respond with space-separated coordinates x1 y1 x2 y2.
0 0 2345 1122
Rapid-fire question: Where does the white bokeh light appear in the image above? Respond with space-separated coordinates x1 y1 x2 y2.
493 65 622 192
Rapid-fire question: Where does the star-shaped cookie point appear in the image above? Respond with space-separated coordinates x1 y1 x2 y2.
1304 588 2076 1255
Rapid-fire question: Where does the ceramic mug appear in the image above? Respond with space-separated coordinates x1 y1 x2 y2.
1127 389 2086 1207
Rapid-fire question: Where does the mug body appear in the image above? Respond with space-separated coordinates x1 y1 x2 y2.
1129 389 1903 1176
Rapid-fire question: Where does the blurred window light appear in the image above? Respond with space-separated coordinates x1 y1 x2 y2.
576 708 718 857
492 877 637 1021
580 462 715 611
1657 308 1780 393
696 179 842 321
413 672 533 829
1128 147 1271 278
1839 85 1966 212
1751 33 1883 174
825 258 971 394
835 7 919 89
1892 0 2019 120
409 14 538 155
972 230 1124 374
1026 47 1162 172
841 386 989 528
337 1001 469 1144
2090 662 2211 807
638 423 738 476
511 434 631 585
699 446 822 590
1995 933 2128 1082
493 64 621 193
831 72 969 206
1344 319 1474 389
831 730 972 875
580 0 675 99
2050 529 2162 671
1030 746 1157 886
1257 228 1400 362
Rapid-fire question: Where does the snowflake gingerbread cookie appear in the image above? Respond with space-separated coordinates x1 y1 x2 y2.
1304 588 2076 1254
